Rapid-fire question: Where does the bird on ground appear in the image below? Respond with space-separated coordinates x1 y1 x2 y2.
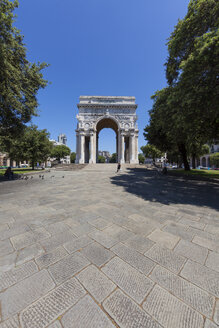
39 175 41 178
62 176 64 178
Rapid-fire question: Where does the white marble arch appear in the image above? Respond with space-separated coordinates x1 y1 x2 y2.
75 96 139 164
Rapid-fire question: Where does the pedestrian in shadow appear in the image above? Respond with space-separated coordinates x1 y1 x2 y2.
4 167 14 180
116 162 121 173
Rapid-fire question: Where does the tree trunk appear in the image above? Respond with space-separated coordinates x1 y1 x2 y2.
32 160 34 170
192 154 196 169
178 144 190 171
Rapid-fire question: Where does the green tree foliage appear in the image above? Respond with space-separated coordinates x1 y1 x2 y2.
70 152 76 163
0 0 48 147
8 125 52 169
98 155 105 163
138 153 145 164
109 153 117 163
145 0 219 171
50 145 71 162
210 153 219 168
140 145 163 163
166 0 219 141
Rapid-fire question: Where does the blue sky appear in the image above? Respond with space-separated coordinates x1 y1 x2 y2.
15 0 189 153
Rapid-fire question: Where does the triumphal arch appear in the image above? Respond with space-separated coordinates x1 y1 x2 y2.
75 96 139 164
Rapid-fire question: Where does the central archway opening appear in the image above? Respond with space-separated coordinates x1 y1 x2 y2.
96 118 118 163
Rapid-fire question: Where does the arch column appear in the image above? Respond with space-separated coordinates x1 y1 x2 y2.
75 132 79 163
89 133 94 163
79 133 85 164
129 134 135 163
120 133 125 164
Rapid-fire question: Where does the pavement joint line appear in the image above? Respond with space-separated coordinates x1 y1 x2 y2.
75 276 119 327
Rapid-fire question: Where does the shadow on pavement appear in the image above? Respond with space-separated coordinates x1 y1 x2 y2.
110 168 219 211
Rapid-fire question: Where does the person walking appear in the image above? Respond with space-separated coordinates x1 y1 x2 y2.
116 162 121 173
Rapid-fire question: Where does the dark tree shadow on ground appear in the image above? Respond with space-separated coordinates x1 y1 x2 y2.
110 168 219 211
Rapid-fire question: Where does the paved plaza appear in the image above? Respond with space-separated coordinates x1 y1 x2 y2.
0 164 219 328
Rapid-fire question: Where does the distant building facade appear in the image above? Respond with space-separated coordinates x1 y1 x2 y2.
191 141 219 168
58 134 67 145
49 133 70 165
98 150 111 163
0 152 28 168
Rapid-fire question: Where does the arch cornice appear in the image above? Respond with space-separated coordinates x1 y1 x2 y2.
77 104 137 110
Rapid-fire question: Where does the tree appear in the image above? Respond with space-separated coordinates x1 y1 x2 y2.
8 125 52 169
210 153 219 168
166 0 219 141
98 155 105 163
109 153 117 163
145 0 219 171
0 0 48 148
70 152 76 163
141 145 163 163
138 154 145 164
50 145 71 162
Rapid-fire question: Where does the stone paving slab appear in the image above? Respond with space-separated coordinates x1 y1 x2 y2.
204 319 219 328
0 261 38 292
163 222 195 241
89 217 113 230
0 269 55 320
174 239 208 264
103 224 135 241
63 235 93 253
149 265 215 318
47 322 62 328
111 242 156 275
20 277 86 328
0 315 20 328
102 256 154 303
103 289 162 328
88 230 117 248
143 285 204 328
178 217 205 230
36 246 68 269
77 265 116 302
206 251 219 273
1 166 219 328
10 228 50 250
192 236 219 253
48 252 90 284
147 229 180 249
40 230 76 252
16 243 44 266
0 239 14 257
44 222 70 235
123 234 155 254
205 224 219 235
0 224 30 241
187 227 218 242
61 295 115 328
214 300 219 325
71 223 98 237
80 242 114 267
180 260 219 297
145 244 186 274
0 252 17 273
